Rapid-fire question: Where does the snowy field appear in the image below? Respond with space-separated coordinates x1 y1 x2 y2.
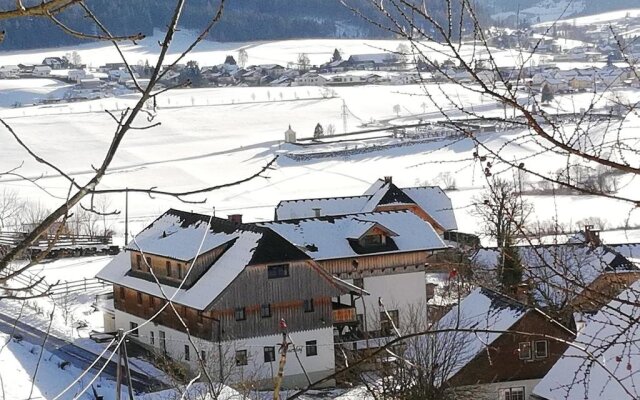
1 77 638 240
494 0 586 24
0 29 540 72
535 7 640 27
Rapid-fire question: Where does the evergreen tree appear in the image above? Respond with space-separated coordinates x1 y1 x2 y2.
331 48 342 62
541 84 554 104
181 60 204 87
313 123 324 138
500 240 523 293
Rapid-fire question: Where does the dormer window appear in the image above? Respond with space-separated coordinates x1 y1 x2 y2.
348 221 398 253
363 234 383 247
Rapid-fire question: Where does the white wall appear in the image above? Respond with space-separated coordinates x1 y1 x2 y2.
340 270 427 332
114 310 335 389
462 378 541 400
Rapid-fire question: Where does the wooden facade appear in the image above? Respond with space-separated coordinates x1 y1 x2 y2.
318 251 428 278
128 242 232 288
448 311 574 387
374 203 445 233
114 259 347 341
571 271 640 312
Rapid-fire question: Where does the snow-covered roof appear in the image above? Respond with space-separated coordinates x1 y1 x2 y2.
533 280 640 399
403 186 457 231
472 234 639 307
276 195 370 220
97 209 311 310
348 53 398 64
261 210 447 261
124 212 234 261
275 178 457 231
432 287 530 381
259 64 284 69
97 233 260 310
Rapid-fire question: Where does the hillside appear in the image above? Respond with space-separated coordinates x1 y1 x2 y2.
0 0 479 50
488 0 640 25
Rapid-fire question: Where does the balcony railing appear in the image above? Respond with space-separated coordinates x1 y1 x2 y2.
332 303 357 324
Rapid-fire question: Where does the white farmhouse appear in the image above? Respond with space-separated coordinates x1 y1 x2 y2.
33 65 52 77
97 209 364 389
293 72 328 86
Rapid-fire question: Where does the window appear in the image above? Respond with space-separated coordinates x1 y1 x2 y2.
264 346 276 363
119 286 125 300
159 331 166 352
150 331 155 345
165 261 171 277
304 299 314 313
534 340 548 359
184 345 190 361
201 350 206 363
353 278 364 289
129 322 139 337
261 304 271 318
136 292 143 305
197 311 204 324
499 387 525 400
149 296 155 310
305 340 318 357
380 310 399 335
518 342 532 360
235 350 248 366
177 263 183 279
145 256 151 269
235 307 246 321
136 254 142 270
268 264 289 279
363 234 382 246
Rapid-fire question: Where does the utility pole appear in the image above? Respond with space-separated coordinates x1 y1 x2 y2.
115 329 122 400
124 189 129 245
341 100 348 133
115 328 135 400
273 318 289 400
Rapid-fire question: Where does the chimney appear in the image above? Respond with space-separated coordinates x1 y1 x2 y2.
514 282 532 305
384 176 393 184
228 214 243 225
312 208 321 218
584 225 601 246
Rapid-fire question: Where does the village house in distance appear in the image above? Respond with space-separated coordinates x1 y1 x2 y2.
96 178 457 388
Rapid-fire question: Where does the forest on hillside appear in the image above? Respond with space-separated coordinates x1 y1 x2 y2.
0 0 481 50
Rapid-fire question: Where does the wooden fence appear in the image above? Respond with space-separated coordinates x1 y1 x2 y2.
0 231 118 258
1 261 112 301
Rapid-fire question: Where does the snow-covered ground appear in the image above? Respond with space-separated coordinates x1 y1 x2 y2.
535 7 640 27
493 0 586 24
1 79 639 240
0 331 122 400
1 29 640 398
0 78 72 107
0 29 541 73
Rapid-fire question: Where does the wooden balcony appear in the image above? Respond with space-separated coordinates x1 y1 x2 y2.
332 303 357 325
